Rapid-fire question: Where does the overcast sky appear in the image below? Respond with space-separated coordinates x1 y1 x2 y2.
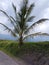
0 0 49 35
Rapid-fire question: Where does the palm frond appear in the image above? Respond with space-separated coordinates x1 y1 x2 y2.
0 10 17 28
10 16 16 23
13 24 20 34
12 3 16 14
23 32 49 40
9 16 20 34
18 0 28 20
25 0 28 5
0 10 9 17
20 3 27 17
10 16 19 27
26 3 35 18
39 33 49 36
0 23 16 37
26 16 35 22
29 19 49 29
12 3 19 21
24 19 49 34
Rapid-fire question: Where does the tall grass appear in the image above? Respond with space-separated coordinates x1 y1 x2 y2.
0 40 49 57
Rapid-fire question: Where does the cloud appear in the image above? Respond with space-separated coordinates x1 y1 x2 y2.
34 8 49 33
0 2 9 10
42 8 49 18
0 0 49 35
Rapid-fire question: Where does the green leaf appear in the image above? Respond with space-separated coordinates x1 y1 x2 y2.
26 3 35 18
0 10 9 17
12 3 16 13
0 23 16 37
0 10 17 28
10 16 16 23
23 32 49 40
24 19 49 34
30 19 49 28
26 16 35 22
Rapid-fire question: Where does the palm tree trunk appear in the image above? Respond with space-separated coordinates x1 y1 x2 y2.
19 35 23 47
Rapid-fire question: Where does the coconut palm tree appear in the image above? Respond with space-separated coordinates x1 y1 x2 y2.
0 0 49 47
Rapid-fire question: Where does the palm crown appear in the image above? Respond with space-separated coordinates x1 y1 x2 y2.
0 0 49 47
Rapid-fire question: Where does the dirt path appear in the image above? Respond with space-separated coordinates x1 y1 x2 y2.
0 51 27 65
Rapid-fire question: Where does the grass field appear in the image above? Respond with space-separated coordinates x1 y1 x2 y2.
0 40 49 56
0 40 49 65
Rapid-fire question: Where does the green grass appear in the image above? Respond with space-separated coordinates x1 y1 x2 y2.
0 40 49 57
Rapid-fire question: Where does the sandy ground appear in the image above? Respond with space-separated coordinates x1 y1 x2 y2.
0 51 28 65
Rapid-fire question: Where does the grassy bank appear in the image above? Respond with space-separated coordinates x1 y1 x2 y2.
0 40 49 65
0 40 49 56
